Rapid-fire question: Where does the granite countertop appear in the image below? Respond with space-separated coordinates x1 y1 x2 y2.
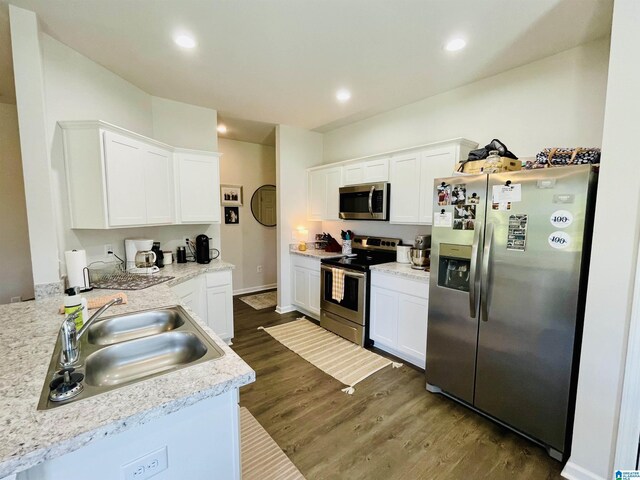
370 262 431 282
0 260 253 478
290 248 344 259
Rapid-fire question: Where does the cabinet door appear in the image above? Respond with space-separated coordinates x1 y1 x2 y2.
103 131 147 226
324 166 343 220
363 157 389 183
144 147 174 225
370 286 398 346
389 152 421 224
292 266 310 308
396 293 429 368
308 270 321 316
419 147 455 224
307 169 325 221
177 152 221 223
207 284 233 341
343 163 364 186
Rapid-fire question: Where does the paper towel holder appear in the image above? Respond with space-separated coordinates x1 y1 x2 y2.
80 266 93 293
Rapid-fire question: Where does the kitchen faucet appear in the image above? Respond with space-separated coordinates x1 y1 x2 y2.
59 297 123 368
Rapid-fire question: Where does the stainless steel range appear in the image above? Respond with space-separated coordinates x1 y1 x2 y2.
320 235 400 346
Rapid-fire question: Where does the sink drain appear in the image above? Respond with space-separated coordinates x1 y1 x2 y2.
49 368 84 402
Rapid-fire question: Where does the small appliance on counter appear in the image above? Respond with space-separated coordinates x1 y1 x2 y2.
152 242 164 268
396 245 412 264
194 235 220 264
410 234 431 270
125 239 159 274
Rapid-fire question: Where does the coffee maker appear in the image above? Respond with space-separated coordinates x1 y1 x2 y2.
125 239 160 274
195 235 211 264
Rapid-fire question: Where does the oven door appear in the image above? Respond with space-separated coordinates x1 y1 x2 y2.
320 265 367 325
339 183 389 220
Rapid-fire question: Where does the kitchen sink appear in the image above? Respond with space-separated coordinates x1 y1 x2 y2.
38 305 224 410
85 332 207 387
87 309 185 346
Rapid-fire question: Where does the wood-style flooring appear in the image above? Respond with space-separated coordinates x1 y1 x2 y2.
231 293 564 480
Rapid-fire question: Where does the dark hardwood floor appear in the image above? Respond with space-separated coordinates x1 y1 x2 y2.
231 292 564 480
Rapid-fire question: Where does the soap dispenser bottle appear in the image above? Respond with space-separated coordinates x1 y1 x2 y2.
64 287 88 330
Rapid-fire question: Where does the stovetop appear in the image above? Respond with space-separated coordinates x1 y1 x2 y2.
320 235 401 272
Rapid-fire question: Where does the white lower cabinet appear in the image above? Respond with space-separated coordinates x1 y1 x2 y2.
370 271 429 368
171 270 234 343
291 254 321 318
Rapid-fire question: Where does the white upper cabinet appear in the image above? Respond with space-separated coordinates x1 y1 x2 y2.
389 151 422 224
342 157 389 186
175 150 221 224
60 121 220 229
390 139 477 224
307 165 343 221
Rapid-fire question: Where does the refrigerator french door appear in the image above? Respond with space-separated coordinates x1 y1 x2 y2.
426 165 597 459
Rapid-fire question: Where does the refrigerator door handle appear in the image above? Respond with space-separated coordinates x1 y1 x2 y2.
468 221 483 318
480 223 494 322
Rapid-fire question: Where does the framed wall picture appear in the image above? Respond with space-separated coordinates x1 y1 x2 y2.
221 185 243 206
224 206 240 224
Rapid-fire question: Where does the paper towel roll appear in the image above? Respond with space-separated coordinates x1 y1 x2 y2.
65 250 89 289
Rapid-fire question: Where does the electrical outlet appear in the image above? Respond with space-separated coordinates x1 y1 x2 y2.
122 446 168 480
104 244 113 257
10 296 21 303
257 265 263 273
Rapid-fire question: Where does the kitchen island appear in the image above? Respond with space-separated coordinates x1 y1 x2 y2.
0 260 254 480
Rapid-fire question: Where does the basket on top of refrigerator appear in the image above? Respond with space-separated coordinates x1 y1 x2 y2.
526 147 601 169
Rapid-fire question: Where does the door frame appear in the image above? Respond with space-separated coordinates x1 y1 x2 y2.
614 237 640 470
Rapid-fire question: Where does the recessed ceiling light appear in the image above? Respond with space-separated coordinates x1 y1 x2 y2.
444 38 466 52
217 124 227 134
336 89 351 103
174 34 197 49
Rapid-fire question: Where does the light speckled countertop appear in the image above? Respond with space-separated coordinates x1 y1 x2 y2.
370 262 431 282
0 260 254 478
290 248 344 259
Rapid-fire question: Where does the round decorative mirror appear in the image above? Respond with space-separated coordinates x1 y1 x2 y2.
250 185 277 227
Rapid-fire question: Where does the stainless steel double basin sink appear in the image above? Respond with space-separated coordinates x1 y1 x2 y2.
38 305 225 410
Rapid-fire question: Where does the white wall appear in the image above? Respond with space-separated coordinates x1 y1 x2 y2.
36 32 220 272
276 125 322 311
9 6 60 289
0 102 34 302
321 221 430 249
563 0 640 478
219 138 276 294
323 38 610 164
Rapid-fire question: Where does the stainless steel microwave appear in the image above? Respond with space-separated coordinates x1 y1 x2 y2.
339 182 390 220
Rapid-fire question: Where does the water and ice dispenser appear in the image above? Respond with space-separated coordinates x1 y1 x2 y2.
437 244 472 292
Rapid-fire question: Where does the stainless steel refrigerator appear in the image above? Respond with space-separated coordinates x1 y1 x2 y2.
426 164 598 460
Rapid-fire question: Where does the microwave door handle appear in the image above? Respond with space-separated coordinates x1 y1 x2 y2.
468 221 482 318
368 186 375 216
480 223 494 322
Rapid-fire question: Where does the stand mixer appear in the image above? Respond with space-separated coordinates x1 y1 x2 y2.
410 234 431 270
125 239 159 274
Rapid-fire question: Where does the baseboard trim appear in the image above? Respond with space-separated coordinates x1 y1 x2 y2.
233 284 277 296
561 461 606 480
275 305 296 314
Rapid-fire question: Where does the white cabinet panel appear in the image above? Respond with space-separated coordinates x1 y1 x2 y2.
293 266 310 307
176 151 221 223
370 286 398 346
397 294 428 367
307 166 343 221
389 152 421 224
207 284 233 341
370 271 429 368
144 147 174 225
418 147 456 224
363 157 389 183
308 270 321 316
343 164 364 186
103 131 147 226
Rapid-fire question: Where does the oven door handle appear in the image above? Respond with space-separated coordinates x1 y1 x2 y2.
321 265 366 279
368 186 375 216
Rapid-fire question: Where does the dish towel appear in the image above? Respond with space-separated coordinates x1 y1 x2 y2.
331 268 345 302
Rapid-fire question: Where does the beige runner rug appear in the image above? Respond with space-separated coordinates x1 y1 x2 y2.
258 318 401 394
240 407 305 480
240 291 277 310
